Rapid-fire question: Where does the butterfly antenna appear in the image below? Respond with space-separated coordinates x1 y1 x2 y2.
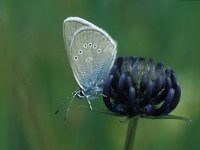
54 90 78 115
54 97 69 115
64 90 78 121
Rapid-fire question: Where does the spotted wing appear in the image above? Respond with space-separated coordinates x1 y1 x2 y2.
70 27 117 91
63 17 95 57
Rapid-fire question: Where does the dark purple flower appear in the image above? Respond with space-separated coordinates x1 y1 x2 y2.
103 57 181 118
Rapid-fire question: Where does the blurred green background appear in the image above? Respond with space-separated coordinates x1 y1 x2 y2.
0 0 200 150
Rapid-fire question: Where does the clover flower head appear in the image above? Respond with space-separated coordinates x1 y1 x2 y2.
103 57 181 118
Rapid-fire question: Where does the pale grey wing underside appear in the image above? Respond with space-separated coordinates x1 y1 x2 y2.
63 17 95 57
70 27 117 91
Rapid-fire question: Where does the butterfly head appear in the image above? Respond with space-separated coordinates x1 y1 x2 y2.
75 87 102 100
75 88 85 99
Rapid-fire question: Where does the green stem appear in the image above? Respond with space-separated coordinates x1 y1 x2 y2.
124 118 139 150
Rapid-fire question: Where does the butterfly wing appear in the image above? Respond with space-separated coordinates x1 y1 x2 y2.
63 17 96 57
70 26 117 92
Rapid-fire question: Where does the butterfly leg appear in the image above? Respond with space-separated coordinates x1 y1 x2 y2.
87 99 93 110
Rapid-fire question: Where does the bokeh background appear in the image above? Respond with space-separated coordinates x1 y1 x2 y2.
0 0 200 150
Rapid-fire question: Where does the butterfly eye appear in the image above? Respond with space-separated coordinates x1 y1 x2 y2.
69 36 72 40
74 56 78 60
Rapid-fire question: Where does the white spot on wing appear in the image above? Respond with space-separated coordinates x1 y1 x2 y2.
93 45 97 49
97 49 101 53
85 57 93 62
83 44 87 48
79 50 83 54
88 43 92 47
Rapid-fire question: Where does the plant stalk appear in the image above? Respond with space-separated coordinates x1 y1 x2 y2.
124 118 139 150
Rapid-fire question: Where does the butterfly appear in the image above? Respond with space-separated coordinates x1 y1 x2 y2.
63 17 117 108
